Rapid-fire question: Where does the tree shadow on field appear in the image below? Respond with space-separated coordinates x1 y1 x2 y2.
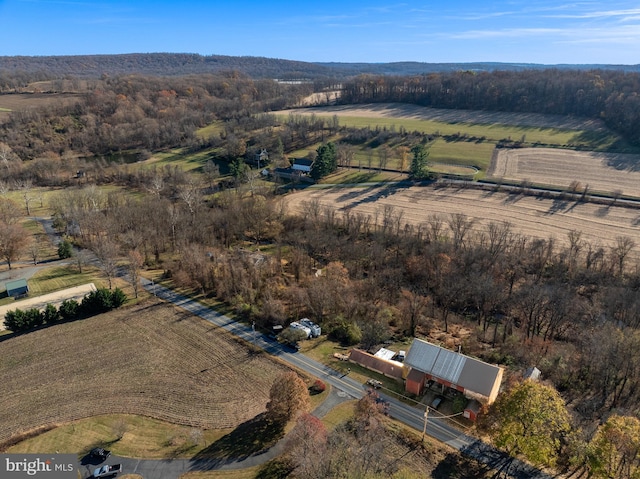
342 181 411 209
545 198 569 215
190 413 285 469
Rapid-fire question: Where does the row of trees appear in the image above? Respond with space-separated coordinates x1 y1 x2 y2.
340 69 640 145
3 287 127 333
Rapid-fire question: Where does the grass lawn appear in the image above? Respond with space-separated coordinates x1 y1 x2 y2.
320 400 356 430
195 121 225 140
141 148 230 176
27 265 105 296
7 414 231 459
319 169 409 184
180 467 261 479
310 114 612 149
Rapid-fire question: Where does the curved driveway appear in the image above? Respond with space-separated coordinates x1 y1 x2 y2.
105 279 555 479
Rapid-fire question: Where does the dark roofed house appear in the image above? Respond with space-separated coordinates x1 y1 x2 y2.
5 279 29 298
404 338 503 404
292 158 314 173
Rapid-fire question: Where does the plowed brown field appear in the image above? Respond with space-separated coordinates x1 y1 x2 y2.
284 184 640 259
0 301 289 445
489 148 640 198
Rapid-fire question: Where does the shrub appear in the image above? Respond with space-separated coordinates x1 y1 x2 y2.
4 309 26 332
43 303 59 324
81 288 114 316
110 287 127 308
328 317 362 346
57 239 73 259
24 308 44 329
59 299 80 320
5 308 45 332
309 379 326 395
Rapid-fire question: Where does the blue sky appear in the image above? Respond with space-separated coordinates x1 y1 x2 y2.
1 1 639 64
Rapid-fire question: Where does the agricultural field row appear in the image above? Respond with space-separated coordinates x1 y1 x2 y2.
282 184 640 261
488 148 640 199
0 301 290 445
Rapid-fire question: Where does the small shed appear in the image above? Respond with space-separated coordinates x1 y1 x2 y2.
5 279 29 298
524 366 541 381
464 399 482 421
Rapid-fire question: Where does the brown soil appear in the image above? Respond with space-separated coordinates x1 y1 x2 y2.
0 92 83 122
489 148 640 198
0 300 289 445
283 184 640 259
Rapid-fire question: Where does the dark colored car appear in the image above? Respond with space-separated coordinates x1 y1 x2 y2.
89 448 111 461
430 396 444 410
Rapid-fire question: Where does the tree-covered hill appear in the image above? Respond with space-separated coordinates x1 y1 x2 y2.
1 53 638 80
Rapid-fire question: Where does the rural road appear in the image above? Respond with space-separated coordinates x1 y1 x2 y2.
110 278 555 479
12 216 552 478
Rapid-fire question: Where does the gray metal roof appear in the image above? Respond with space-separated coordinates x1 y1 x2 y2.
405 338 502 398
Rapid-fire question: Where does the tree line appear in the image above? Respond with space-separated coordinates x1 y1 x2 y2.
48 177 640 421
340 69 640 146
3 287 127 333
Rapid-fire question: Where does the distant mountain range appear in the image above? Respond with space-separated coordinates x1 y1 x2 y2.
1 53 638 79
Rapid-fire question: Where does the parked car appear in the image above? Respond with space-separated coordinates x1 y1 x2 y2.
366 378 382 389
93 464 121 478
89 448 111 461
430 395 444 410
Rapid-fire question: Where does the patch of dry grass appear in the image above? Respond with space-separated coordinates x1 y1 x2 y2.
0 300 290 448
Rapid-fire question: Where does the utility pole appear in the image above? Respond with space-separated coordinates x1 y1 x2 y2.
422 407 429 442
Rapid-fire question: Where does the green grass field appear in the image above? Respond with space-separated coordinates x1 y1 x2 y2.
27 265 105 296
305 114 619 150
7 414 231 459
195 121 225 140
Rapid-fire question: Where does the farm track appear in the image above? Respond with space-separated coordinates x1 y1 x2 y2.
0 301 289 445
283 183 640 260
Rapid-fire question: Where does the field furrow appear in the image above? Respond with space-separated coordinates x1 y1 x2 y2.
283 184 640 259
0 301 289 444
490 148 640 197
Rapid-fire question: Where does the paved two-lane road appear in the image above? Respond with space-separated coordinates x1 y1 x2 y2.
131 278 554 479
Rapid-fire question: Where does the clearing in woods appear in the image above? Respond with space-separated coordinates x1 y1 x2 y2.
0 300 290 446
283 184 640 260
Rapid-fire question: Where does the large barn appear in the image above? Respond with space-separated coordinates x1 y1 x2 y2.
404 338 503 404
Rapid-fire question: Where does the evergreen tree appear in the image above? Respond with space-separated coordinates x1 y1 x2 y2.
311 142 337 180
57 239 73 259
410 144 430 179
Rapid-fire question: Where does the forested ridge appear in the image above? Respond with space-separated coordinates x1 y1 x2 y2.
2 52 638 80
1 57 640 476
0 72 313 163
